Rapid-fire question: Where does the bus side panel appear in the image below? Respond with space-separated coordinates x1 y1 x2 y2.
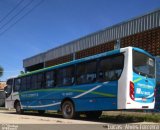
118 48 132 109
6 93 20 109
19 81 118 111
74 97 117 112
73 81 118 111
21 99 61 111
5 99 14 109
19 91 61 111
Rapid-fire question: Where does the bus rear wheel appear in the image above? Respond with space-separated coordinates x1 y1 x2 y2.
15 102 23 114
85 111 102 119
61 100 75 119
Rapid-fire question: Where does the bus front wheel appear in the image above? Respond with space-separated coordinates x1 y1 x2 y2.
15 102 23 114
61 100 75 119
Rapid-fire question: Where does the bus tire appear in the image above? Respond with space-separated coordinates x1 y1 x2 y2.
15 102 23 114
85 111 102 119
38 110 45 115
61 100 75 119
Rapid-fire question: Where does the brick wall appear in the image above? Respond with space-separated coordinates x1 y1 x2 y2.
45 27 160 67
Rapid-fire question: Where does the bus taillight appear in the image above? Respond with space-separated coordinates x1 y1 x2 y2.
130 81 135 100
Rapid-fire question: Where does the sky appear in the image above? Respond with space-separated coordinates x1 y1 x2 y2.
0 0 160 81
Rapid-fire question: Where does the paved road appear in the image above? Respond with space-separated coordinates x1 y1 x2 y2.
0 110 108 130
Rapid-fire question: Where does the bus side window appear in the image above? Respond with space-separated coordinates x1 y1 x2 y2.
76 62 86 84
98 54 124 82
76 60 97 85
21 77 26 91
26 76 31 90
98 57 112 82
14 78 21 92
56 66 75 87
45 71 55 88
64 66 75 86
37 73 44 89
31 75 37 90
112 55 124 80
5 79 13 97
85 61 97 83
57 66 75 87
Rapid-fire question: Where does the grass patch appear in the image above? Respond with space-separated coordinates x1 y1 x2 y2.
100 113 160 123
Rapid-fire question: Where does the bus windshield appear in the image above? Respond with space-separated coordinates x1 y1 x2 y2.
133 50 155 78
5 79 13 98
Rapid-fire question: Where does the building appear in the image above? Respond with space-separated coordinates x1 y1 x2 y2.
0 82 6 107
23 8 160 72
0 81 6 90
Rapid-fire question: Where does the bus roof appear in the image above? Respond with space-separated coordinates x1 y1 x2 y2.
133 47 154 58
18 46 154 78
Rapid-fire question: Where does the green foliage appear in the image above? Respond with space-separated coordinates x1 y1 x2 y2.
20 71 25 75
101 113 160 123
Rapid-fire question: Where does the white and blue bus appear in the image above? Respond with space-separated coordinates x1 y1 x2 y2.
5 47 156 119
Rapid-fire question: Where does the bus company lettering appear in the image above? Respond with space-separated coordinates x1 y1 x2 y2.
62 92 73 96
137 83 154 89
136 88 151 95
21 93 38 98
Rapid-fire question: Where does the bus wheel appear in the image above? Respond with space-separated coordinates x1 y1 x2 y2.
38 110 45 115
62 100 75 119
85 111 102 119
15 102 23 114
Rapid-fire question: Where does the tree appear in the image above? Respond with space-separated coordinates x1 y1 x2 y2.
20 71 24 75
0 66 3 77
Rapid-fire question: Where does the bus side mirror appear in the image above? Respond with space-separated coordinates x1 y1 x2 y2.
4 90 8 98
4 86 11 98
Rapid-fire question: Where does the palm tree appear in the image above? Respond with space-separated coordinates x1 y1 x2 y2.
0 66 3 77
